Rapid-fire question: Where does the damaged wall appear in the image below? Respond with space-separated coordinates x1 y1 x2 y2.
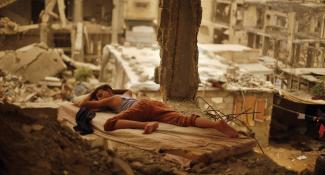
0 0 32 24
157 0 202 101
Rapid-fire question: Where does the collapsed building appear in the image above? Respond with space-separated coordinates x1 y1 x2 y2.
199 0 325 70
0 0 124 62
199 0 325 140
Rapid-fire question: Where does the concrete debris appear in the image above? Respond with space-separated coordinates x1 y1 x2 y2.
31 124 44 131
21 124 44 133
60 53 100 72
296 155 307 160
0 70 65 103
0 17 18 34
39 76 62 87
103 44 275 93
0 43 67 83
113 158 135 175
225 72 274 90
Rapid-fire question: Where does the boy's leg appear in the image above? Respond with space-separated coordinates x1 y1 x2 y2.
194 117 238 138
104 100 149 131
147 101 238 138
158 112 238 138
113 119 159 134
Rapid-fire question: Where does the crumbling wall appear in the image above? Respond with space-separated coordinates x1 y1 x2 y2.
157 0 202 101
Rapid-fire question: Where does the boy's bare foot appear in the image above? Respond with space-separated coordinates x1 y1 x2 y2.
216 120 238 138
143 122 159 134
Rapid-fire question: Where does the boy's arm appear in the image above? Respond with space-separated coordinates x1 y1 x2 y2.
123 90 133 97
82 96 115 109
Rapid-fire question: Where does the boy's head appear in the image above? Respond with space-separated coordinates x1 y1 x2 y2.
90 84 113 100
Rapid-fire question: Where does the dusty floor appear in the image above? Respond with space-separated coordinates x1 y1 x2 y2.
262 138 325 173
0 103 320 175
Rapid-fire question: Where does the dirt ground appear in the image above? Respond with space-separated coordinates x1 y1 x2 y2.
263 137 325 174
0 104 125 175
0 103 320 175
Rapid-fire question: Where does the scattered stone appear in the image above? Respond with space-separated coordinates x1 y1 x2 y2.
31 124 44 131
90 138 105 149
0 70 64 103
113 158 135 175
63 170 69 175
225 72 273 90
22 124 32 133
0 17 18 34
130 161 144 169
297 155 307 160
90 148 100 154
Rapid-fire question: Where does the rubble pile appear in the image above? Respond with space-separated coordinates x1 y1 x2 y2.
0 70 65 103
225 73 273 90
0 17 19 34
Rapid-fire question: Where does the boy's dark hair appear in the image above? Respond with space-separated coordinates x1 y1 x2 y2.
90 84 113 100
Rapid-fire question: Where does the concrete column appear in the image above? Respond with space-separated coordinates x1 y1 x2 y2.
72 0 84 61
158 0 202 101
306 43 315 68
262 37 270 56
73 0 83 22
287 12 296 66
40 23 50 46
111 0 120 44
261 11 269 56
40 0 56 47
228 1 237 43
321 14 325 38
273 39 280 59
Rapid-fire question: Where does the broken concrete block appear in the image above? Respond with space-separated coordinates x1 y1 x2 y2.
39 76 62 87
0 51 17 72
16 51 66 83
0 43 67 83
24 92 37 102
14 46 44 71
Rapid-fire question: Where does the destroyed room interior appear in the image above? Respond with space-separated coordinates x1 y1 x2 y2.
1 0 325 175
